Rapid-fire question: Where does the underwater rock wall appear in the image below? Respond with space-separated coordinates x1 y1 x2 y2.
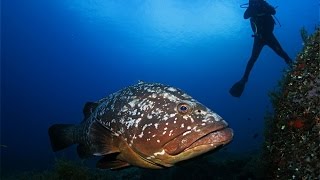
264 28 320 179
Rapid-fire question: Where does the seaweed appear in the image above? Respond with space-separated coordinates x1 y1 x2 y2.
300 26 309 44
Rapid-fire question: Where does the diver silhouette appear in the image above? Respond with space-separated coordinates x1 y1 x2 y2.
230 0 293 98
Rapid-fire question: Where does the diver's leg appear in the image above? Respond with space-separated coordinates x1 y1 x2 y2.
229 37 264 97
229 38 264 97
241 38 264 82
267 34 293 65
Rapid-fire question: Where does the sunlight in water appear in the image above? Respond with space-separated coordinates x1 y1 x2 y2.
65 0 243 50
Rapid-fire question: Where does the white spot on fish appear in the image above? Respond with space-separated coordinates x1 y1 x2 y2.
128 99 139 108
142 124 148 131
167 87 177 92
183 131 191 136
135 118 142 127
154 150 165 156
162 93 169 98
169 130 173 136
132 109 138 116
181 124 184 128
138 131 144 138
125 118 136 129
146 155 155 160
154 123 159 129
157 139 160 143
187 126 191 130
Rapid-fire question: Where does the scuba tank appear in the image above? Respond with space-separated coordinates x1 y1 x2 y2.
240 2 281 38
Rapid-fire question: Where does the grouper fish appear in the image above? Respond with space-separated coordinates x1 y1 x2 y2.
48 82 233 169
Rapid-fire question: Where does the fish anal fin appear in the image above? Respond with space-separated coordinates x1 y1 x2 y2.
96 155 130 170
90 121 120 156
83 102 99 119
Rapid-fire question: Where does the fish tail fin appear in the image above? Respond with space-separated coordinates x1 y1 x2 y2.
48 124 76 152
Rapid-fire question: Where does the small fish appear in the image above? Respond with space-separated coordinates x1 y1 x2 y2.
48 82 233 169
1 145 8 148
252 133 259 139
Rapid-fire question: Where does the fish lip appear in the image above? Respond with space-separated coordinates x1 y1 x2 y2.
183 127 233 152
163 122 231 156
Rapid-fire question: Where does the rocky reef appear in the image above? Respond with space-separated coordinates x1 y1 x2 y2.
264 27 320 179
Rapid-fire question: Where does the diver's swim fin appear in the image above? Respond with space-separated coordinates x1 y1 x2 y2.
229 80 246 97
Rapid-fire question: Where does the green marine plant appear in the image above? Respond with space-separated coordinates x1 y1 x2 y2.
300 27 309 44
53 158 90 180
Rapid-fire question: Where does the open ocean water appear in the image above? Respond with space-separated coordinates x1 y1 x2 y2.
1 0 319 179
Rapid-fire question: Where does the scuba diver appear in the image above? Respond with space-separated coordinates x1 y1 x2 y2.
229 0 293 97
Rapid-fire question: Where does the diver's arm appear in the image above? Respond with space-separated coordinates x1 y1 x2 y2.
244 7 253 19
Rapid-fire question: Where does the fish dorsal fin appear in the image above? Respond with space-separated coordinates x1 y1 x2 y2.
96 155 130 170
83 102 99 119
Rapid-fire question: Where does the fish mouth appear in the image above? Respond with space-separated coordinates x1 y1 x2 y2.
183 127 233 153
163 123 233 156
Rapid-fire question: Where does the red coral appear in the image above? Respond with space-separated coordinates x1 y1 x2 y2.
288 119 305 129
297 63 305 70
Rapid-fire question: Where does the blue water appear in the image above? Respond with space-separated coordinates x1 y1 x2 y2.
1 0 319 174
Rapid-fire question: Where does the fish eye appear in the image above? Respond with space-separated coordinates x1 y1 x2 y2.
177 103 192 114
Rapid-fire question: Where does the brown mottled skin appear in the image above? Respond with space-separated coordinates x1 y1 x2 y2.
49 82 233 169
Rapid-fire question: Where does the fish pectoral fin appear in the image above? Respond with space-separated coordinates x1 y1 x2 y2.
90 121 121 155
96 156 130 170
